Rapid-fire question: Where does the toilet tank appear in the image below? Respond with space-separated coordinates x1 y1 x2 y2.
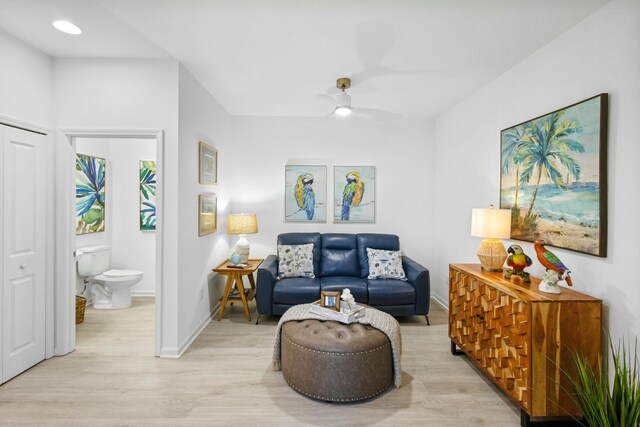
77 245 111 276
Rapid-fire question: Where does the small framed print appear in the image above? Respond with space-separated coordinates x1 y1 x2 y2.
198 193 217 236
320 291 340 312
284 164 327 222
199 141 217 184
333 166 376 223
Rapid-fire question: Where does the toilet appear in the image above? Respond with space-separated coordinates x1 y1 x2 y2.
77 245 143 309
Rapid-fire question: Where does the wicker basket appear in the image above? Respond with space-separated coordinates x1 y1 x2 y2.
75 295 86 324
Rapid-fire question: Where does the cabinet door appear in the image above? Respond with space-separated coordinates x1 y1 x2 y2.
2 125 48 383
449 269 530 408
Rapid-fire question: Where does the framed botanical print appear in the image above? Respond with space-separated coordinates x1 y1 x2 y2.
76 153 106 235
199 141 217 185
139 160 156 231
198 193 217 236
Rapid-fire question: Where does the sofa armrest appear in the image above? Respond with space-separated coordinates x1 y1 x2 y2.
403 256 430 315
256 255 278 315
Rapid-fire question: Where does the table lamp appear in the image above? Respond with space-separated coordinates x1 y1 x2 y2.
471 205 511 272
227 213 258 264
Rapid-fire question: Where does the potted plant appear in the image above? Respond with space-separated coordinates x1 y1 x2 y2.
569 338 640 427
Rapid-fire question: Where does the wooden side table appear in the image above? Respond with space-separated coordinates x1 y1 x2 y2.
213 258 263 321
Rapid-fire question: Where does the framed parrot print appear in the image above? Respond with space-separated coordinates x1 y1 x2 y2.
333 166 376 223
499 93 608 257
284 165 327 223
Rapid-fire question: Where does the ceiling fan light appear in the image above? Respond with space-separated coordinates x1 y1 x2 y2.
336 92 351 107
335 106 351 116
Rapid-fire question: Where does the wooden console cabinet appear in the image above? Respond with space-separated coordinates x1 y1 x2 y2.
449 264 602 426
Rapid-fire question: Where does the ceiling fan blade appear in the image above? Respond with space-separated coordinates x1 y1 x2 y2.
352 107 401 120
316 93 337 105
356 21 396 71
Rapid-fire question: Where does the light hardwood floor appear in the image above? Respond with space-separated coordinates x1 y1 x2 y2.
0 298 521 426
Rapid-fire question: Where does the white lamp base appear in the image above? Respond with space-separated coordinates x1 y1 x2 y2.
477 238 507 272
232 234 250 264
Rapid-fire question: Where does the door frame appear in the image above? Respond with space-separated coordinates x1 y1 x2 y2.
56 129 165 357
0 114 54 382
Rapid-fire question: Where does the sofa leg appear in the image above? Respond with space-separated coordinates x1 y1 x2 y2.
255 313 261 325
425 315 430 326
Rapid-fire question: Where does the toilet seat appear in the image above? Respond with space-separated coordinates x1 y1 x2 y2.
94 269 143 281
103 269 143 277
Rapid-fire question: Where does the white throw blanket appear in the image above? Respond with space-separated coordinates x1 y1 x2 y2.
272 303 403 387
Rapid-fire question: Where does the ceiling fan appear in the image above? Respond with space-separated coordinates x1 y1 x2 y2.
317 77 401 120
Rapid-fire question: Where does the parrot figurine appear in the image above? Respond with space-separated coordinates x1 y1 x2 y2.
504 244 533 283
341 171 364 221
534 239 573 294
294 173 315 220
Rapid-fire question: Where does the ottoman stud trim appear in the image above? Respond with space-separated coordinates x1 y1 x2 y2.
282 333 391 356
284 379 391 403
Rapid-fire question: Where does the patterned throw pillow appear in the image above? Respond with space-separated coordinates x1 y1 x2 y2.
277 243 315 278
366 248 407 280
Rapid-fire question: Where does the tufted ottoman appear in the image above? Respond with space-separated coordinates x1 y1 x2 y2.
280 319 394 402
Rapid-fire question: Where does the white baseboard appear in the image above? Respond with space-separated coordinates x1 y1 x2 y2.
431 294 448 311
131 290 155 297
159 302 221 359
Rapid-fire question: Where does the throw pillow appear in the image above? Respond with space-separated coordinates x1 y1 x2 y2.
366 248 407 280
277 243 315 278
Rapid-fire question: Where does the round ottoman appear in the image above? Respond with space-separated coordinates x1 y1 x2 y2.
281 319 393 402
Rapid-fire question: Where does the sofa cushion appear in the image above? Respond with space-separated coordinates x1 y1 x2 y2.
366 248 407 280
320 233 360 277
357 234 400 278
278 233 322 275
366 279 415 306
273 277 321 305
320 276 368 303
277 243 315 278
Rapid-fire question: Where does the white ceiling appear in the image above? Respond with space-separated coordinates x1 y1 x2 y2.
0 0 610 118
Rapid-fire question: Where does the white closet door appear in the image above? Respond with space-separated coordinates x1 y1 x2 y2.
2 125 47 383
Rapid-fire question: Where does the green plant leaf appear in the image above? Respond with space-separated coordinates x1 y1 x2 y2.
82 208 104 224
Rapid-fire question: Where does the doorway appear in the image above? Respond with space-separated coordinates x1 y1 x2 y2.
73 137 157 351
57 130 164 357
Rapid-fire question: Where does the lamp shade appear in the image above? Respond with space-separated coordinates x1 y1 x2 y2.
471 207 511 239
227 213 258 235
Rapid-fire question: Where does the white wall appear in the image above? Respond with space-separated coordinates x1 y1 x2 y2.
177 65 231 350
0 29 52 127
433 0 640 340
75 137 157 297
54 58 181 355
111 139 157 295
227 116 435 269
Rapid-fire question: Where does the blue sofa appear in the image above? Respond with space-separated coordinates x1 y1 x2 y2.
256 233 430 324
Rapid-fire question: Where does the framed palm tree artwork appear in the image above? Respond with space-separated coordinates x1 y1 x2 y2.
76 153 106 235
500 93 608 257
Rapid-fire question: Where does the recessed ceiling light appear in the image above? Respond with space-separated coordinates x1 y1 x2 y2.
52 20 82 35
